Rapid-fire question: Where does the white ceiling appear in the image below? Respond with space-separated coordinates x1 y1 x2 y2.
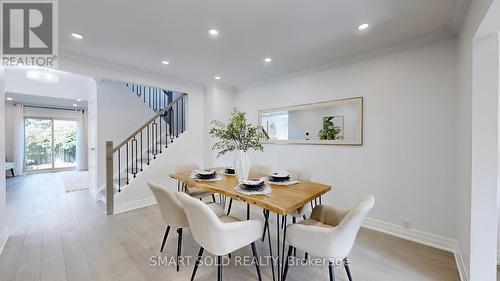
5 68 93 104
5 92 88 110
59 0 459 87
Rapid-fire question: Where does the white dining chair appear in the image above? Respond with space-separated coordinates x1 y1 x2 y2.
175 164 216 202
148 181 224 272
226 164 272 216
175 192 263 281
282 195 375 281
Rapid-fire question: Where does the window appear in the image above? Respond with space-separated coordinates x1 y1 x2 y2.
24 117 77 171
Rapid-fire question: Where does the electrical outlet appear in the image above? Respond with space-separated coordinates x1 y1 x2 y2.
403 221 411 229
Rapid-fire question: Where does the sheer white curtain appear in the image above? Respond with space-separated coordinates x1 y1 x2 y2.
76 110 88 170
13 104 24 175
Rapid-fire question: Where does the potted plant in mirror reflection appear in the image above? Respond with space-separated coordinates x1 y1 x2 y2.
319 117 343 140
209 108 266 181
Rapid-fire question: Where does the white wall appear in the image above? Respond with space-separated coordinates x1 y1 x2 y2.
95 80 157 193
469 33 499 281
203 84 236 168
114 88 205 212
235 38 458 239
0 67 7 252
456 0 495 278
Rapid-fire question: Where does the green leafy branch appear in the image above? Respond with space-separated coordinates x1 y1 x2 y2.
209 108 266 158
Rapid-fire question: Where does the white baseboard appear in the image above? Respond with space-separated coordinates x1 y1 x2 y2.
114 197 157 215
454 242 469 281
362 217 457 252
362 217 467 281
0 228 9 255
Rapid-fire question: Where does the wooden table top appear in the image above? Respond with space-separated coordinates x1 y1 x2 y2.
169 170 332 215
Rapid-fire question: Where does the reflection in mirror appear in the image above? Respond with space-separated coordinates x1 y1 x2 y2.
259 97 363 145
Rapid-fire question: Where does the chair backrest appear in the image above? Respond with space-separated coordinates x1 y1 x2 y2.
175 164 200 174
335 195 375 256
286 168 311 181
175 192 225 253
147 181 189 228
249 165 272 177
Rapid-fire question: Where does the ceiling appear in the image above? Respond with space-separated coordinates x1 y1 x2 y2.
5 68 92 105
5 93 88 110
59 0 460 87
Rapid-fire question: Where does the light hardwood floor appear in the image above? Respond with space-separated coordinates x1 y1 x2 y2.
0 173 460 281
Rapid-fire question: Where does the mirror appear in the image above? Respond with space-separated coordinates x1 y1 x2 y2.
259 97 363 145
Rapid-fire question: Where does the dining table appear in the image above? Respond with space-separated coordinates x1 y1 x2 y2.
169 168 332 281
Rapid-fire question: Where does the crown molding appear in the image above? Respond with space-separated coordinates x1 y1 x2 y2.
238 31 453 92
450 0 472 35
58 49 204 92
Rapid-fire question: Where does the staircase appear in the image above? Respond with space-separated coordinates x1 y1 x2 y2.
104 84 187 215
126 83 174 113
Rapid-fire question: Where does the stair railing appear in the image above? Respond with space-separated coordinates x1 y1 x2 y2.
126 83 173 113
105 92 187 214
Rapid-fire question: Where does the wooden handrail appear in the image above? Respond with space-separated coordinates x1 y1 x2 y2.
112 93 187 152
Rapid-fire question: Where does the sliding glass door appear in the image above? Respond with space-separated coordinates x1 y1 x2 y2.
24 118 77 172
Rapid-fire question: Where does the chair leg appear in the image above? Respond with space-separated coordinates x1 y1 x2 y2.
263 210 275 281
250 242 263 281
344 258 353 281
227 199 233 215
212 194 216 203
160 225 170 252
190 247 204 281
217 256 223 281
176 228 183 272
282 245 293 281
247 204 250 220
11 169 15 177
329 262 336 281
261 210 268 242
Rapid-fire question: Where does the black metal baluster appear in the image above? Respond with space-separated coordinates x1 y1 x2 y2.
170 109 174 143
148 88 151 109
143 86 146 103
181 95 185 133
147 124 150 165
118 148 121 192
140 131 143 171
134 137 138 177
176 101 179 138
126 142 129 185
159 115 162 153
152 121 157 159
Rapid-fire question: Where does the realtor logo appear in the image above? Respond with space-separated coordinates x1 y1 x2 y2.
1 1 58 67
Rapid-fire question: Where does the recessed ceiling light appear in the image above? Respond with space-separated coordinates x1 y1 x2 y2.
161 60 170 65
6 97 13 101
214 76 221 80
72 104 78 107
264 57 272 63
358 24 369 30
76 99 82 102
71 33 84 39
208 29 219 36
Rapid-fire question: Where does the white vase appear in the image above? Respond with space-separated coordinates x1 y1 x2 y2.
234 150 250 182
